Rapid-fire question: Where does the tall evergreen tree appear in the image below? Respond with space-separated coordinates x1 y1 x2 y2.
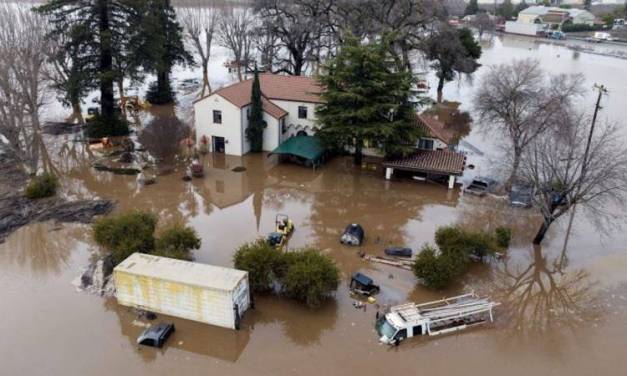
465 0 479 16
246 66 266 152
316 35 422 165
36 0 137 137
133 0 192 105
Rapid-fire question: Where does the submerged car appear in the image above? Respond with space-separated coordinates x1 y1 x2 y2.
350 272 380 296
340 224 364 246
384 247 413 257
137 322 175 348
465 177 498 197
509 183 534 208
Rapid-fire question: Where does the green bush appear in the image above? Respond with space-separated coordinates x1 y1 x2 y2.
93 211 157 264
279 249 340 308
146 80 176 105
154 224 201 261
412 245 467 290
234 239 283 293
86 113 130 139
435 226 497 260
495 227 512 249
561 23 604 32
25 173 59 199
233 241 340 307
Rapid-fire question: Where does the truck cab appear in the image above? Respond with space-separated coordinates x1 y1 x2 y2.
376 311 425 345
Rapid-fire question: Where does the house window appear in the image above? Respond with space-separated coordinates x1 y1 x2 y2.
418 138 434 150
246 108 250 119
298 106 308 119
213 110 222 124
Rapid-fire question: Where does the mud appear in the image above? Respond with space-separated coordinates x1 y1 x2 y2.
2 34 627 376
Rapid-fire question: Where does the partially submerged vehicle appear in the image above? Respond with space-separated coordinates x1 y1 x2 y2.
137 322 175 348
349 272 380 296
340 224 364 246
376 293 499 345
267 214 294 248
384 247 413 257
465 177 498 196
509 182 534 208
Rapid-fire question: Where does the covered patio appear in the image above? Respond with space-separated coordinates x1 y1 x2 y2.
269 135 326 168
382 150 466 189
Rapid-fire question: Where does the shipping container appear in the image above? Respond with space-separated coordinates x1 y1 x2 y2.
505 21 544 36
114 253 250 330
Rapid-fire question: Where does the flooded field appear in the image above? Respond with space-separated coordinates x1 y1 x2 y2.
3 34 627 375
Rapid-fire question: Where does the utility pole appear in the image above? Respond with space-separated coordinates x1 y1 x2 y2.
560 84 607 265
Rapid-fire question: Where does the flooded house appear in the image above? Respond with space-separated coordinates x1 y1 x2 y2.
193 74 323 156
383 114 466 189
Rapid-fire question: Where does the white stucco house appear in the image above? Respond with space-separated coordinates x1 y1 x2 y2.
193 74 323 156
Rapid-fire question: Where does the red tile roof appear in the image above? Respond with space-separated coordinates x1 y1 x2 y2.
382 150 466 176
194 74 323 119
417 114 456 145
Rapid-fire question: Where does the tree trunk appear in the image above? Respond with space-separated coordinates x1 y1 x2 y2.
353 138 363 166
533 219 553 245
293 55 303 76
201 62 210 96
505 146 522 191
98 0 115 121
67 101 84 124
437 76 445 103
117 79 125 114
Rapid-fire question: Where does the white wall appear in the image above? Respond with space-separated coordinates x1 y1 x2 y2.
194 94 244 156
241 104 282 152
271 100 319 138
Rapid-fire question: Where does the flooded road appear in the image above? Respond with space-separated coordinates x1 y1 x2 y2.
3 34 627 375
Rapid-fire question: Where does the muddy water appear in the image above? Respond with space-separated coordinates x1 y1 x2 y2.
2 34 627 375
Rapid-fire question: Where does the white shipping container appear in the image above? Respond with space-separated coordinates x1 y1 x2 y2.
114 253 250 330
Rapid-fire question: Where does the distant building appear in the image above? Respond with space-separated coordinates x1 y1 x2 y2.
193 74 323 156
505 5 595 35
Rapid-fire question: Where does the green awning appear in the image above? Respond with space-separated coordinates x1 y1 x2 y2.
270 135 325 162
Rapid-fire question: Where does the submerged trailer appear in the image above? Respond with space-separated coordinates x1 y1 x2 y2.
376 293 499 345
114 253 251 330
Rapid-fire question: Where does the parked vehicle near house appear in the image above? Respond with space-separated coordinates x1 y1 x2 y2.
137 322 175 348
465 177 499 196
546 31 566 40
509 183 534 208
340 224 364 246
375 293 499 345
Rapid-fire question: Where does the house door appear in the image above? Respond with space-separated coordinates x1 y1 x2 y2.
213 136 225 153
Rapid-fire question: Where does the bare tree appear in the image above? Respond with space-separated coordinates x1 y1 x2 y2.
473 59 583 190
520 111 627 244
217 7 254 81
255 0 334 76
0 3 52 174
471 12 495 39
251 20 279 72
179 3 218 96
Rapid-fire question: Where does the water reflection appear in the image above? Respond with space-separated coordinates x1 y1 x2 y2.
491 245 598 334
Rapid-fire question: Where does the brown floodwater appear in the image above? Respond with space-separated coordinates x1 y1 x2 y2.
2 34 627 375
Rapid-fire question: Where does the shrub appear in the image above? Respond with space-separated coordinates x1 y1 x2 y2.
146 80 176 105
435 226 497 260
233 239 283 293
495 227 512 249
279 249 340 308
25 173 58 199
154 224 201 261
561 23 604 32
412 245 466 290
93 211 157 264
86 113 130 139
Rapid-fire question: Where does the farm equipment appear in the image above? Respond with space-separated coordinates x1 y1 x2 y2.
340 224 364 246
120 96 148 114
350 272 380 296
267 214 294 249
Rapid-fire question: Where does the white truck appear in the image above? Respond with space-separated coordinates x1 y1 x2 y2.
375 293 499 345
114 253 251 330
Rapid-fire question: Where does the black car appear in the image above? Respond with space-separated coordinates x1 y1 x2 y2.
384 247 413 257
137 322 175 348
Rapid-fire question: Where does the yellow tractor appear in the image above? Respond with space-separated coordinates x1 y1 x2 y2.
267 214 294 249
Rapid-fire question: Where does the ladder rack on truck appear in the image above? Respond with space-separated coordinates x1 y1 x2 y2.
376 292 499 344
